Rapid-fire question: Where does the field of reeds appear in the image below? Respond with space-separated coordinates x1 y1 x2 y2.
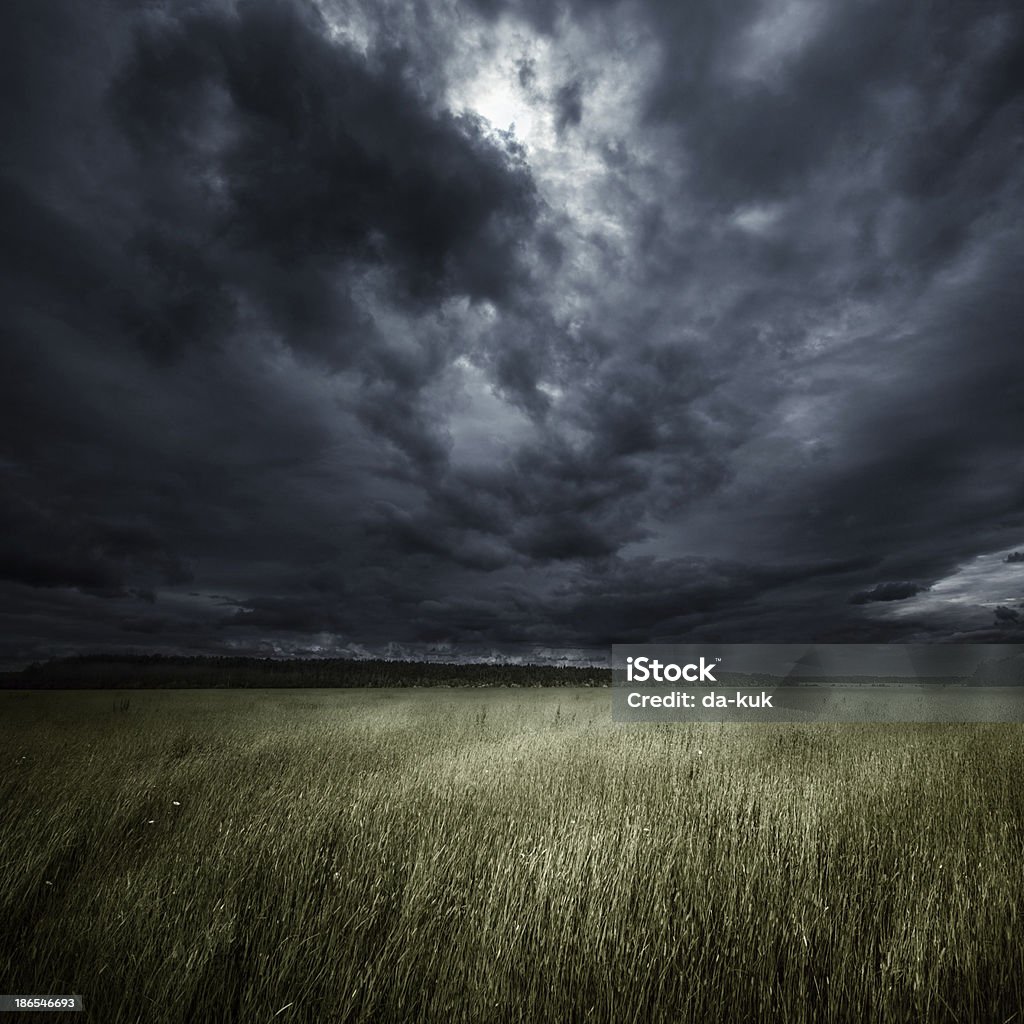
1 687 1022 1023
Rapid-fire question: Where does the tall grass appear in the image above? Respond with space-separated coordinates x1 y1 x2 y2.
1 689 1022 1023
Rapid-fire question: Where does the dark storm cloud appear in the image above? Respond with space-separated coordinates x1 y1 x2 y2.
516 57 537 89
553 79 584 135
0 485 192 598
3 0 1024 664
109 0 538 347
221 594 350 633
850 582 928 606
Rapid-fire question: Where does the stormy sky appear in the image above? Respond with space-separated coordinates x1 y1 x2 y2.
2 0 1024 665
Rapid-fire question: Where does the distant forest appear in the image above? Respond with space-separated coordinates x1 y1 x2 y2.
1 653 1018 690
0 654 612 689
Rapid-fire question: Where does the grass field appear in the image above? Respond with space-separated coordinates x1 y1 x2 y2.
2 688 1022 1023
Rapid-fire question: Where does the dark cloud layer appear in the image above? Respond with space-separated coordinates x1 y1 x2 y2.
2 0 1024 664
850 582 928 606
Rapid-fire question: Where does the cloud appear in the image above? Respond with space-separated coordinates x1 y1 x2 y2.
221 594 350 633
2 0 1024 662
0 489 193 598
108 0 539 358
517 57 537 89
553 79 584 135
850 582 928 606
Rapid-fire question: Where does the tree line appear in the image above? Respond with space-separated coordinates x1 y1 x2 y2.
0 654 612 689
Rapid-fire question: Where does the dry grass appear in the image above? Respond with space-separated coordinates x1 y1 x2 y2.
1 688 1022 1023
